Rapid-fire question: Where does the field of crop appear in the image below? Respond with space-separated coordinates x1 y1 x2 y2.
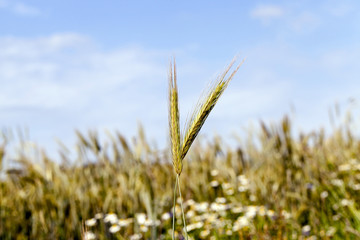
1 113 360 239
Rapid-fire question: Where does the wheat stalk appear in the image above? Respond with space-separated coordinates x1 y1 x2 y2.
168 57 244 239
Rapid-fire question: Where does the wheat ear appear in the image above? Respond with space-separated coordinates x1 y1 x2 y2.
169 59 182 175
169 57 243 240
180 58 245 160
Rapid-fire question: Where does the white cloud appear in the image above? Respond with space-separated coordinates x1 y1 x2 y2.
13 2 40 16
0 34 86 109
290 12 321 34
325 4 352 17
250 5 284 24
0 33 167 110
0 33 172 154
0 1 40 16
0 34 89 59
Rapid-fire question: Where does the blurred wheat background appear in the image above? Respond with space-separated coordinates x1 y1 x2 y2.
2 111 360 239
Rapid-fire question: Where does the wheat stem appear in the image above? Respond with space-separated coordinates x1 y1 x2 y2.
172 175 178 240
177 174 188 240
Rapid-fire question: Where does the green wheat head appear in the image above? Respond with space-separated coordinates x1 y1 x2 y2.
169 57 244 175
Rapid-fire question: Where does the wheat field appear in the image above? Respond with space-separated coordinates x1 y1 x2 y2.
1 60 360 239
1 114 360 239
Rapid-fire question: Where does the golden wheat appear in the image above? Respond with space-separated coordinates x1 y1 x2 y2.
169 59 182 175
168 57 244 239
168 57 244 167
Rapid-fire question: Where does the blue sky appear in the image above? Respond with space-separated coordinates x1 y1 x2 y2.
1 0 360 157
